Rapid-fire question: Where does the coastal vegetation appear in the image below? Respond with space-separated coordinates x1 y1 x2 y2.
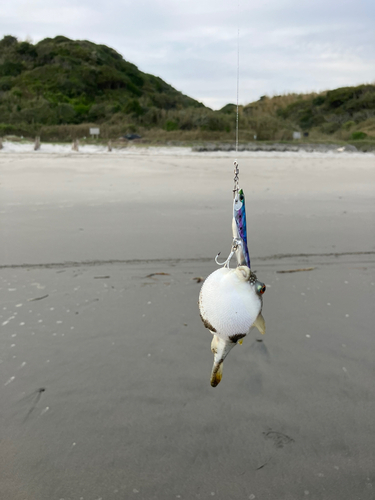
0 35 374 147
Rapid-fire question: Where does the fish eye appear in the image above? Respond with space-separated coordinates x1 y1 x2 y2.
257 283 266 295
240 194 244 202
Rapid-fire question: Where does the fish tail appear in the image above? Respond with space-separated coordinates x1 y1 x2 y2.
210 361 224 387
209 337 236 388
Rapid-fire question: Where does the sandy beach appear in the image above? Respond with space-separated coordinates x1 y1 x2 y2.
1 149 374 500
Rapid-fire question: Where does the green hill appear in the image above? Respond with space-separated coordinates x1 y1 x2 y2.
243 85 375 142
0 35 209 136
0 34 374 144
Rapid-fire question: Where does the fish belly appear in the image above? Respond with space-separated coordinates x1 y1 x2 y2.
199 267 261 340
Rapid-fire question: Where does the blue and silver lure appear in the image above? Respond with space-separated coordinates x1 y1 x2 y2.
232 188 251 268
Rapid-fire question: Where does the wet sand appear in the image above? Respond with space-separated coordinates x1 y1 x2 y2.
1 152 374 499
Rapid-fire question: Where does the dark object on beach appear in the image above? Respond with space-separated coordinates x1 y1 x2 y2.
145 272 170 278
256 459 270 470
72 139 79 151
303 132 309 137
27 294 49 302
34 136 41 150
263 430 294 448
124 134 141 140
108 140 112 152
193 277 204 283
22 388 46 422
277 267 315 273
94 276 110 279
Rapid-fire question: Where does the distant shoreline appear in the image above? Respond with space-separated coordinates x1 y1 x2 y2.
192 142 370 153
1 139 375 156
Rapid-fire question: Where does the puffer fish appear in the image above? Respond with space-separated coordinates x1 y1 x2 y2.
199 265 266 387
232 188 251 268
199 184 266 387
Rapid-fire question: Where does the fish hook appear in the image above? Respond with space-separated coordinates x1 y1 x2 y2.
215 250 234 268
215 238 241 268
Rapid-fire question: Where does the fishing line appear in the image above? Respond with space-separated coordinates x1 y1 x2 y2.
235 0 240 155
234 0 240 200
218 1 244 266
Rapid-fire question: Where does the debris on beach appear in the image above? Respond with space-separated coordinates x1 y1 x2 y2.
193 277 204 283
262 430 295 448
277 267 315 273
145 272 170 278
123 133 142 140
22 388 46 422
27 294 49 302
34 136 41 151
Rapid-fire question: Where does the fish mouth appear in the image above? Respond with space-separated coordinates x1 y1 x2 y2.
229 333 246 343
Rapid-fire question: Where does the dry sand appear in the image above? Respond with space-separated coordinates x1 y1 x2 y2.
0 151 374 500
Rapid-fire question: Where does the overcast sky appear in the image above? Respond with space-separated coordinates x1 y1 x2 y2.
2 0 374 109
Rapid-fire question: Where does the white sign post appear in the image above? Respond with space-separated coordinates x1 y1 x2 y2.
90 128 100 139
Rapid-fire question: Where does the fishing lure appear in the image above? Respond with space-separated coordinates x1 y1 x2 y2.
232 188 251 268
199 160 266 387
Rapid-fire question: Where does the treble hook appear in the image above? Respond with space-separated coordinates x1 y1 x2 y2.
215 238 241 268
215 249 235 268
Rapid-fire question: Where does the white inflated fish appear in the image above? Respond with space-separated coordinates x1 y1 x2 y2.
199 265 265 387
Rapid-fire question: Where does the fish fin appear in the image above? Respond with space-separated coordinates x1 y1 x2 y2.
253 313 266 335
